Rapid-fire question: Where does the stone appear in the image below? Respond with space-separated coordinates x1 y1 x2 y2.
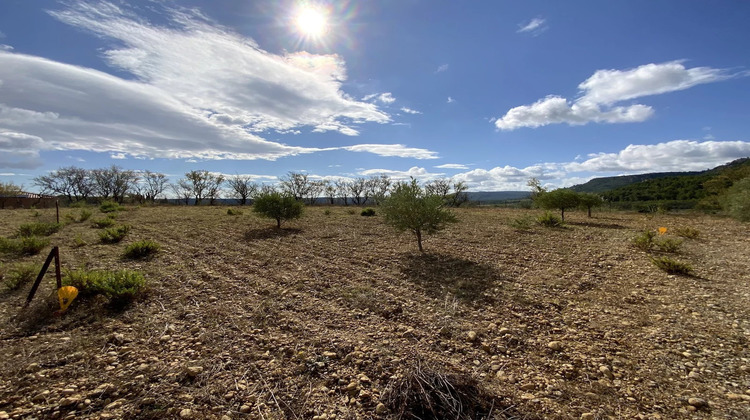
599 366 614 380
375 403 387 415
0 411 9 420
520 383 535 391
498 327 511 335
322 351 337 359
239 405 251 413
547 341 564 351
581 414 595 420
520 393 535 400
185 366 203 377
179 409 193 418
141 397 156 405
466 331 478 342
687 397 707 408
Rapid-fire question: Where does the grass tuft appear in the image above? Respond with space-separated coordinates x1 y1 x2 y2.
63 268 146 306
510 215 534 230
92 218 116 229
0 236 50 256
675 226 700 239
1 263 39 291
123 240 161 259
537 212 563 228
361 208 376 217
650 256 693 275
99 225 131 244
100 200 125 213
17 222 63 237
227 208 243 216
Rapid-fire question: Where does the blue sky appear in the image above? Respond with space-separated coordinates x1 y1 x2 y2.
1 0 749 192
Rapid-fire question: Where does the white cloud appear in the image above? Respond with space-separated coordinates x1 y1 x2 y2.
495 61 739 130
110 153 126 159
359 166 443 181
564 140 750 173
0 2 394 169
342 144 439 159
363 92 396 104
446 140 750 190
517 18 547 35
447 97 455 103
435 163 469 170
400 107 422 115
435 64 449 73
0 45 13 51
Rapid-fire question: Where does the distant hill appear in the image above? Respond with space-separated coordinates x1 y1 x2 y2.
466 191 529 203
570 157 750 210
571 158 749 194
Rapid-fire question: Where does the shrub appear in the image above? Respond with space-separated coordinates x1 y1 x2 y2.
123 240 161 259
72 234 87 248
1 263 39 291
0 236 50 256
68 201 88 208
537 212 563 228
347 209 356 215
252 192 304 228
17 222 63 237
361 208 376 217
99 225 131 244
92 218 116 229
227 208 243 216
510 215 534 230
654 238 683 253
79 209 93 222
381 179 457 252
650 256 693 275
675 227 700 239
324 209 331 216
100 200 125 213
63 268 146 305
632 230 656 251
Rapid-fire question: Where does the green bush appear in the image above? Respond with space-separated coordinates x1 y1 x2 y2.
0 236 50 256
675 227 700 239
92 218 116 229
537 212 563 228
123 240 161 259
99 225 131 244
72 234 87 248
252 192 304 228
632 230 656 251
79 209 93 222
1 263 39 291
227 208 243 216
650 256 693 275
17 222 63 237
63 268 146 305
654 238 683 253
510 215 534 230
100 201 125 213
361 208 376 217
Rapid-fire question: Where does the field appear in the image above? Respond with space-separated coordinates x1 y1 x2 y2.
1 205 749 419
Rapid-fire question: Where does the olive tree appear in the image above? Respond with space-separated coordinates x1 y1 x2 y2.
577 192 604 218
381 178 458 252
252 191 303 228
535 188 580 222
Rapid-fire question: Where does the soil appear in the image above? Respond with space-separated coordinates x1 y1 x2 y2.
1 206 749 419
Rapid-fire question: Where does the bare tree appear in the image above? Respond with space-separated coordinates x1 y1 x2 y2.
335 179 350 206
280 172 312 201
349 177 367 205
305 180 325 205
449 181 469 207
170 181 192 205
141 171 169 203
369 174 392 204
228 175 258 205
33 166 93 202
323 181 337 205
182 170 223 205
91 165 138 203
259 184 277 195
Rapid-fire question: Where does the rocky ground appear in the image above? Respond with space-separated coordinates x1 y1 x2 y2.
0 205 749 419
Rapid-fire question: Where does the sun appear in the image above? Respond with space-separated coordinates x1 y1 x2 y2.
293 4 329 39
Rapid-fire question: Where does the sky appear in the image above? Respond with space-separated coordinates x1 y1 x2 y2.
1 0 750 193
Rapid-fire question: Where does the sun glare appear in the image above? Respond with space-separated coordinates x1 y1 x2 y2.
294 4 329 39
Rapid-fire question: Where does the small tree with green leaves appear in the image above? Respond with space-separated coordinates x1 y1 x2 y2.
252 192 303 228
535 188 580 222
381 178 458 252
577 192 604 218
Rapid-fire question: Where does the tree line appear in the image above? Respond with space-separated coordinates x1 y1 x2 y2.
28 166 470 207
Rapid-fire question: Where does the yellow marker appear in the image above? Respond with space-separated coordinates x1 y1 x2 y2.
658 227 667 235
58 286 79 312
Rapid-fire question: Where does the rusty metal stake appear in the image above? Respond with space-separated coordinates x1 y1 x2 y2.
55 200 59 224
24 246 61 307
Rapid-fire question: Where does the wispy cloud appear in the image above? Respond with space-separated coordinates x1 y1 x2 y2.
362 92 396 104
359 166 443 181
495 61 739 130
447 96 455 104
435 64 449 73
343 144 438 159
400 107 422 115
435 163 469 170
517 18 547 35
0 2 396 169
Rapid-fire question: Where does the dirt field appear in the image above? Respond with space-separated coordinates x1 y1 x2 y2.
1 205 749 419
